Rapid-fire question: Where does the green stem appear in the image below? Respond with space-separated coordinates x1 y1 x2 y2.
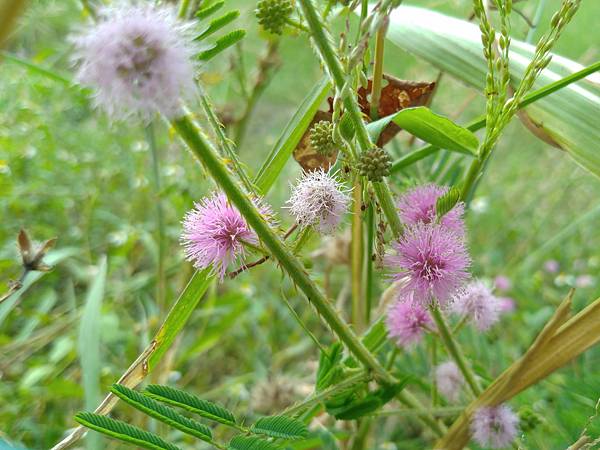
177 0 192 19
390 60 600 174
430 337 438 406
429 306 482 396
173 113 444 436
365 202 375 322
351 178 365 331
298 0 403 238
370 18 388 120
145 123 166 312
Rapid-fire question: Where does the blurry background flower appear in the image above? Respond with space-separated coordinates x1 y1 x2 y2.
435 361 464 403
494 274 511 292
451 280 501 331
544 259 560 274
72 3 196 120
470 404 519 449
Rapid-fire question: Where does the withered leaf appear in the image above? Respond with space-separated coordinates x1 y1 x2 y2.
293 110 339 172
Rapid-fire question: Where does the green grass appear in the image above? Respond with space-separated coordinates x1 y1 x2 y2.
1 0 599 449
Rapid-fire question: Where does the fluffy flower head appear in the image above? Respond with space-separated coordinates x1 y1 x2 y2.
388 223 470 306
385 299 432 348
181 193 266 280
452 280 501 330
397 184 465 233
286 170 351 234
435 361 464 403
72 3 196 120
471 404 519 449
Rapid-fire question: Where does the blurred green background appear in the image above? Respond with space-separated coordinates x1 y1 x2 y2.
0 0 599 449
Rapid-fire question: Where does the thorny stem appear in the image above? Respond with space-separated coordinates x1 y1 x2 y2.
430 306 482 396
172 114 444 436
145 123 166 312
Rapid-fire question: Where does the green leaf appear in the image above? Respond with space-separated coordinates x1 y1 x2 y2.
144 384 236 427
385 5 600 178
316 343 344 391
254 76 332 195
250 415 308 440
74 412 181 450
435 186 461 218
366 107 479 155
228 435 280 450
79 256 107 450
110 385 212 442
195 0 225 20
196 10 240 40
198 29 246 61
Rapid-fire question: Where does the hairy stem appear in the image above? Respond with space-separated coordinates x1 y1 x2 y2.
351 178 365 330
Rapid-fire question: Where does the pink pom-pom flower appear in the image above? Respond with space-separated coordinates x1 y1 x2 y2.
397 184 465 233
451 280 501 331
388 223 471 306
181 192 272 280
385 299 433 348
72 3 196 120
471 404 519 449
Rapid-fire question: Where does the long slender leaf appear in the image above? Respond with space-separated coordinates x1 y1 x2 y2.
144 384 237 427
198 29 246 61
195 10 240 40
254 76 331 194
385 5 600 177
79 257 107 450
74 413 180 450
111 385 212 442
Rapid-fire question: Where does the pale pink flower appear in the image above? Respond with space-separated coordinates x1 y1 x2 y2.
388 223 470 306
452 280 501 331
385 299 432 348
181 193 271 280
72 3 196 120
544 259 560 274
575 274 594 288
397 184 465 233
498 297 516 313
286 170 351 234
494 275 511 291
471 404 519 448
435 361 464 403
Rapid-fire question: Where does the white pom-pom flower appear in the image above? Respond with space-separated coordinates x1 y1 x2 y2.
72 3 196 120
286 170 351 234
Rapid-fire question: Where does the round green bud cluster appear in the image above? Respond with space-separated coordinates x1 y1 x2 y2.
357 147 392 182
518 407 542 432
309 120 336 156
255 0 293 35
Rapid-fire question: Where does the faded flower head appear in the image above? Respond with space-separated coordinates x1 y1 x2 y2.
494 275 511 291
544 259 560 274
72 3 196 120
388 223 470 306
181 192 269 280
286 170 351 234
452 280 501 331
385 299 432 348
471 404 519 449
435 361 464 403
397 184 465 233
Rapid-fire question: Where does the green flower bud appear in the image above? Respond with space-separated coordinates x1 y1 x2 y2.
255 0 293 35
357 147 392 182
309 120 336 156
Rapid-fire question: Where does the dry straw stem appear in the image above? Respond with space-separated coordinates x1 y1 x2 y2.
435 289 600 449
